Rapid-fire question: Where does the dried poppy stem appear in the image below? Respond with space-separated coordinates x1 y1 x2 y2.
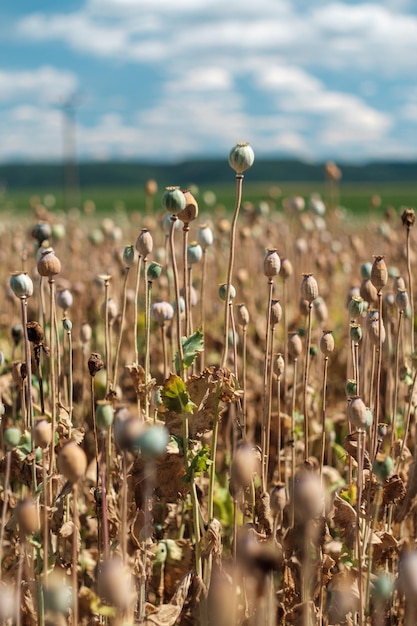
0 450 11 580
72 483 80 626
320 355 329 477
392 309 404 450
261 279 274 491
182 224 190 337
113 265 130 389
221 174 243 370
303 302 313 461
144 276 152 420
356 428 365 626
48 277 58 475
169 216 184 374
134 255 143 365
290 357 298 528
199 248 208 370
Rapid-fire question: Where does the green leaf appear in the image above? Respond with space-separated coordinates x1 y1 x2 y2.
183 445 212 483
161 374 196 414
174 329 204 372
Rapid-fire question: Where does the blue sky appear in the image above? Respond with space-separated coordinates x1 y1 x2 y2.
1 0 417 163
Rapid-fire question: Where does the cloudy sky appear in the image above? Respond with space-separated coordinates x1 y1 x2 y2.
1 0 417 163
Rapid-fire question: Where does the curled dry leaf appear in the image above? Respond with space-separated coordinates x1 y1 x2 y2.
144 571 193 626
383 474 406 507
333 495 357 550
343 432 372 470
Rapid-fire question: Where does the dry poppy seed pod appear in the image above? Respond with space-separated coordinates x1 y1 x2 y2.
320 330 335 356
98 558 136 611
10 272 34 298
33 419 52 448
56 288 73 311
280 259 293 282
401 207 416 230
162 186 186 214
37 248 61 278
135 228 153 257
293 470 325 522
288 332 302 359
394 276 406 291
230 444 259 489
398 551 417 597
101 298 118 322
26 321 44 346
301 273 318 303
187 242 203 265
299 298 309 317
270 482 286 517
368 317 386 347
228 142 255 174
314 297 328 324
145 178 158 196
88 352 104 377
360 278 378 305
236 303 249 328
273 353 285 378
371 256 388 292
395 288 409 312
150 301 174 325
15 498 39 536
80 322 92 344
197 224 214 250
270 299 282 326
57 440 87 484
177 189 199 224
263 248 281 278
347 396 368 429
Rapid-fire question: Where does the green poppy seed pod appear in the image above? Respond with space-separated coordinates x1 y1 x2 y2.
373 454 393 483
123 245 135 267
4 427 21 450
347 396 368 429
10 272 34 298
57 440 87 484
360 262 372 279
95 401 114 432
197 224 214 250
350 323 362 343
395 288 409 312
270 299 282 326
273 353 285 378
136 425 169 459
173 296 185 314
360 278 378 305
80 322 92 344
313 297 328 324
162 212 181 234
135 228 153 257
150 301 174 325
373 573 394 603
162 186 186 214
33 419 52 448
348 296 366 318
219 283 236 302
300 273 319 303
32 221 52 244
15 498 39 536
37 248 61 278
229 142 255 174
320 330 334 356
187 242 203 265
280 257 293 280
56 288 73 311
371 256 388 292
51 223 66 240
147 262 162 282
263 248 281 278
177 190 199 224
11 324 23 346
288 332 302 360
236 303 250 327
63 317 72 332
44 570 73 614
345 379 357 396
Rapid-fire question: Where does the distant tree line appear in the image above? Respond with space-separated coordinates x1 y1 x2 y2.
0 159 415 190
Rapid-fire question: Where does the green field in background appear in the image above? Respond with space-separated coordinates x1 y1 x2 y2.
0 181 415 217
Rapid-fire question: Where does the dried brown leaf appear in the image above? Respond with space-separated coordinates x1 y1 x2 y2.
333 495 357 550
144 571 193 626
343 432 372 470
383 474 406 507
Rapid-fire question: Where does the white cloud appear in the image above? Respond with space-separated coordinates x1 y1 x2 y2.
0 67 78 104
